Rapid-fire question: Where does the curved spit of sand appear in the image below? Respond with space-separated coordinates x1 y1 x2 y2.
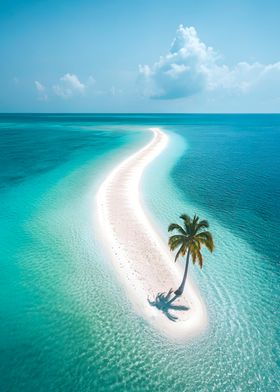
96 128 207 341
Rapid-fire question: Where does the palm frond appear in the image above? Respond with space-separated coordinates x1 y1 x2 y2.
168 235 185 251
196 231 214 252
190 246 197 263
180 213 191 224
195 220 209 233
193 214 199 225
189 239 202 265
168 234 186 243
168 240 181 251
180 214 191 234
190 214 200 234
196 249 203 268
174 244 186 261
168 223 186 235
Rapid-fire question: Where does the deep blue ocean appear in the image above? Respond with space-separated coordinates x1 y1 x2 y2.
0 114 279 391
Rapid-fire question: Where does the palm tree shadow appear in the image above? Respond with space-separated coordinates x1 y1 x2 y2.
148 289 189 322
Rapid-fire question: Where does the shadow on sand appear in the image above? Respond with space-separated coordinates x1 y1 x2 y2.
148 289 189 322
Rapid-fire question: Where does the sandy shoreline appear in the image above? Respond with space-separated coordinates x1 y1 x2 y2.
96 127 207 341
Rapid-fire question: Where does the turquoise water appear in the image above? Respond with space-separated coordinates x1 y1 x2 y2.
0 114 279 391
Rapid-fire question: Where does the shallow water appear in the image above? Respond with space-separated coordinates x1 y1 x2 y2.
0 114 279 391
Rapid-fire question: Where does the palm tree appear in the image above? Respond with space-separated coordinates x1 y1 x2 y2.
168 214 214 297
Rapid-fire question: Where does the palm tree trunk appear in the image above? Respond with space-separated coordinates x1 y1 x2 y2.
174 249 190 297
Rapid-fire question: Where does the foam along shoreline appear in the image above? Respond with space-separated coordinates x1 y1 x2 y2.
96 127 207 341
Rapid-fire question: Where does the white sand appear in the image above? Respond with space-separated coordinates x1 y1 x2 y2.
96 127 207 341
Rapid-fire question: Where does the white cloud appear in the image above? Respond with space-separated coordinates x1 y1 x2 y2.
110 85 123 96
35 80 45 92
52 73 86 99
33 74 95 101
139 25 280 100
206 62 280 93
139 25 216 99
34 80 48 101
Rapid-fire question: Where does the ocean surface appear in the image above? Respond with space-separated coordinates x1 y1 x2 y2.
0 114 279 391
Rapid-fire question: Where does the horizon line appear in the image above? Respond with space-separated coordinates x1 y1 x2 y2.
0 112 280 115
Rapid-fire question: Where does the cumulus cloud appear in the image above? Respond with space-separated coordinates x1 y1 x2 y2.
139 25 280 99
207 61 280 93
34 80 48 101
52 73 87 99
139 26 216 99
33 74 95 101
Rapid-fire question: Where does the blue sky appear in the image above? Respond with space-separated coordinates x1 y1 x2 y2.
1 0 280 112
